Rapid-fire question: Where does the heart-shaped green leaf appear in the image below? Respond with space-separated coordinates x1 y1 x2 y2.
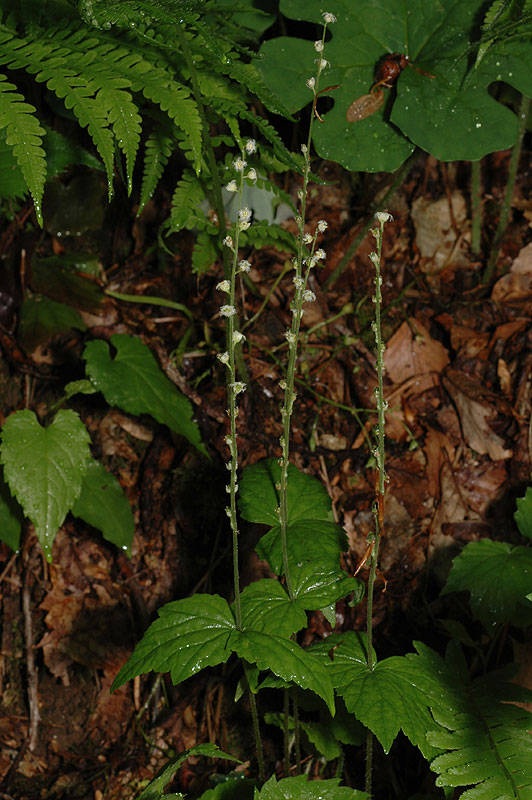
240 579 307 637
71 459 134 556
258 0 532 171
256 519 348 575
0 409 91 560
256 775 369 799
441 539 532 628
239 458 332 528
111 594 236 691
83 334 206 455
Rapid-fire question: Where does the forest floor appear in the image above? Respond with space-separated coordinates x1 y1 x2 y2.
0 148 532 799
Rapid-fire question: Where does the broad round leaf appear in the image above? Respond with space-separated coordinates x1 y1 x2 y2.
0 409 91 560
83 334 206 455
71 459 134 556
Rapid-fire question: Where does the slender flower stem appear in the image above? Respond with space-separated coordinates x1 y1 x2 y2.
364 212 391 795
470 158 482 257
278 19 332 598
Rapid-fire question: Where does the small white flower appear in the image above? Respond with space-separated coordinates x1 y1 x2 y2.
224 434 232 445
303 289 316 303
223 235 234 248
225 506 232 518
322 11 336 23
245 139 257 154
314 248 326 261
284 331 297 345
231 381 247 395
316 219 328 232
293 276 304 288
218 351 230 364
220 305 237 317
232 331 246 345
306 77 316 90
279 379 287 390
216 280 231 293
315 58 330 70
314 40 324 53
369 252 379 266
246 168 257 182
291 308 304 319
238 207 252 223
301 144 308 154
375 211 393 223
303 233 313 244
233 157 247 172
225 180 238 192
238 259 251 273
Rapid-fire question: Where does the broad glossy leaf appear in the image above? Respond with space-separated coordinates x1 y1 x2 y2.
112 594 236 691
83 334 206 455
0 410 91 560
229 629 335 715
137 743 241 800
309 633 444 757
18 295 87 352
197 775 255 800
257 520 347 575
515 487 532 541
239 579 307 637
239 458 331 528
258 0 532 171
71 460 134 556
256 775 369 799
30 253 104 310
441 540 532 628
291 564 362 610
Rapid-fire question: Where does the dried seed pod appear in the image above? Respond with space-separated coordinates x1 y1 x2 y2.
346 89 384 122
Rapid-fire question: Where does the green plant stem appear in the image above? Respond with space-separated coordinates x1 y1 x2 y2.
292 690 301 775
278 23 330 598
323 152 417 290
245 663 265 783
483 93 531 284
364 213 390 796
470 159 482 257
283 688 290 776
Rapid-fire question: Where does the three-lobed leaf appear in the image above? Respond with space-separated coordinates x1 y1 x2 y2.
83 334 206 455
0 409 91 560
441 539 532 628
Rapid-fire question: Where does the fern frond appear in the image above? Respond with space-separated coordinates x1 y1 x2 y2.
191 229 218 274
240 221 298 254
77 0 206 30
170 169 206 233
138 123 174 215
98 86 142 195
423 648 532 799
0 73 46 224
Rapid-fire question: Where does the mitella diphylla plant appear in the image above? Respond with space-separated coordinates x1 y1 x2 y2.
110 11 532 800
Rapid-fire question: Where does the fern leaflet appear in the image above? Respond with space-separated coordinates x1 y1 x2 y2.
139 124 174 215
0 73 46 224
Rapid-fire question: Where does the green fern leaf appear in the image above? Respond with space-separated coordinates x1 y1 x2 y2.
138 124 174 214
241 221 298 254
427 648 532 798
169 169 206 233
0 73 46 224
191 230 218 274
98 86 142 195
